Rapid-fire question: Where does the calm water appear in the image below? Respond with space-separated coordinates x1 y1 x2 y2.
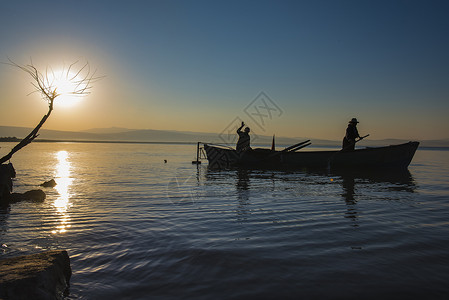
1 142 449 299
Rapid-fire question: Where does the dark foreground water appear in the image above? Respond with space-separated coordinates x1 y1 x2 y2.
1 142 449 299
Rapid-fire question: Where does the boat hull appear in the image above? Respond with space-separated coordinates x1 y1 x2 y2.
203 142 419 170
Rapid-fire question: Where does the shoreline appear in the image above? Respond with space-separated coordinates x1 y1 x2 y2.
0 250 71 300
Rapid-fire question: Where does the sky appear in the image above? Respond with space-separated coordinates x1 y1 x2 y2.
0 0 448 141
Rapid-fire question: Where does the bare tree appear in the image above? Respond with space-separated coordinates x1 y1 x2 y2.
0 59 102 164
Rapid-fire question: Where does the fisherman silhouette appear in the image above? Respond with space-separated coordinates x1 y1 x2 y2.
236 121 251 152
342 118 361 151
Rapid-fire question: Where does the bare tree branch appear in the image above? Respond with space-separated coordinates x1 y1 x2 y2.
0 59 103 164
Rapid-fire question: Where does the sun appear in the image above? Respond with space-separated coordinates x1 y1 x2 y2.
49 69 87 108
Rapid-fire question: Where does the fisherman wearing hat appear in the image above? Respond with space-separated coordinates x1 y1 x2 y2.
342 118 361 151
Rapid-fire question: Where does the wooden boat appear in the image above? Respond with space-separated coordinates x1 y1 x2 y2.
202 141 419 170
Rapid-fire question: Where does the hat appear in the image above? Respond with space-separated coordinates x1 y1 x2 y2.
349 118 359 123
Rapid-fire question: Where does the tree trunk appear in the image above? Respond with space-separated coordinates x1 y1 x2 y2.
0 106 52 164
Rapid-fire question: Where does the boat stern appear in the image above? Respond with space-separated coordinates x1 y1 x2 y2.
203 144 240 168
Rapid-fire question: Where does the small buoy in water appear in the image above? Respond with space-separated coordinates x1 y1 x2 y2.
164 159 167 163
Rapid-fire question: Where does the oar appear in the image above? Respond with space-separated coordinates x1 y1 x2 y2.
359 134 370 141
288 142 312 152
340 134 370 152
325 134 369 170
263 140 311 161
327 134 370 170
282 140 311 152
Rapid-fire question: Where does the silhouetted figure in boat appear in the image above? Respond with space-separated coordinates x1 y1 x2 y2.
236 121 251 152
342 118 361 151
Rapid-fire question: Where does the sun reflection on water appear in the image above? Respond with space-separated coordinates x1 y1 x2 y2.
53 150 73 234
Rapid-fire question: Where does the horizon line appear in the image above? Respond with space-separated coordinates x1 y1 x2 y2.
1 124 447 142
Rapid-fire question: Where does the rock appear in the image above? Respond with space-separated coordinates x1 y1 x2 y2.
23 190 46 202
10 190 46 203
0 164 48 207
40 179 57 188
0 250 72 300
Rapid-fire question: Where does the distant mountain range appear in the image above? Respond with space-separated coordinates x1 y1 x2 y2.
1 125 448 148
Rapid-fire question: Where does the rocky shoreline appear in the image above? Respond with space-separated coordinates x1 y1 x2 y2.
0 250 72 300
1 163 71 299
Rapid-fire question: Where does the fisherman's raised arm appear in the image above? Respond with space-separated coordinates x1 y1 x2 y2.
237 121 245 133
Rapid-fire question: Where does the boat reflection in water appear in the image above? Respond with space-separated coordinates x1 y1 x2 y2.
204 165 416 227
335 169 416 227
52 150 73 234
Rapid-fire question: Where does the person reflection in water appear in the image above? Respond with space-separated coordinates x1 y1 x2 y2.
342 118 361 151
343 176 359 227
236 169 250 222
236 121 251 152
342 175 356 204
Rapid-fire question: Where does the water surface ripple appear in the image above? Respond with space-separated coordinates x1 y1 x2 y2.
1 143 449 299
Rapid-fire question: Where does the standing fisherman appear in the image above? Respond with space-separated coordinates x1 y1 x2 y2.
236 121 251 152
342 118 361 151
